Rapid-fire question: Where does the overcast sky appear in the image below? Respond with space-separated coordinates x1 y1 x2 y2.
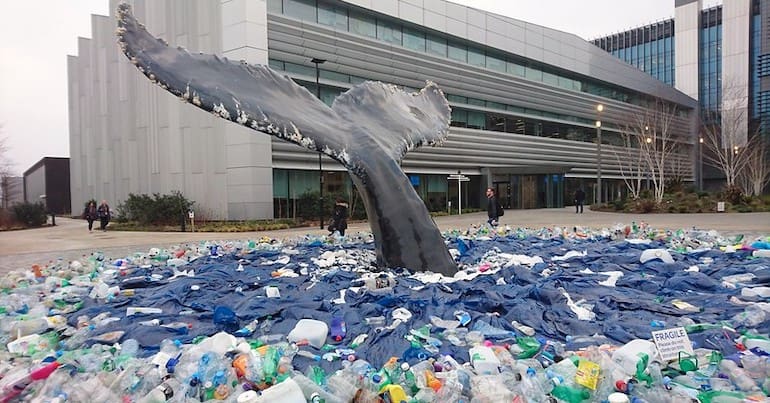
0 0 698 174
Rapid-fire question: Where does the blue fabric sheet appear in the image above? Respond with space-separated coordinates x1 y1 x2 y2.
69 235 770 370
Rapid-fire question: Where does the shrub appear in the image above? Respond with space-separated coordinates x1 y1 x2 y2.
12 202 47 227
116 191 195 225
636 199 657 213
722 185 743 205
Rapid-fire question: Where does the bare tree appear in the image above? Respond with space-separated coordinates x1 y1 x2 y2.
0 127 21 209
700 78 753 190
614 123 648 200
636 98 682 204
737 134 770 196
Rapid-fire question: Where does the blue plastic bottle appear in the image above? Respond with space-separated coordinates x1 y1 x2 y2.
330 316 347 343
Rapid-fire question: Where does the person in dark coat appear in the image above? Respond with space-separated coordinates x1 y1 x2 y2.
97 200 111 231
574 188 586 214
82 201 97 232
486 187 501 226
328 198 349 236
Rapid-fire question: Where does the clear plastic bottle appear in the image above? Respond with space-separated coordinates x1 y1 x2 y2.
137 376 181 403
718 359 760 392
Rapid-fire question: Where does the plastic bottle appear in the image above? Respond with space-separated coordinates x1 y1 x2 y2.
330 316 347 343
325 371 360 402
137 376 181 403
469 345 501 375
551 384 590 403
548 356 579 387
718 359 759 392
9 315 63 337
0 361 60 402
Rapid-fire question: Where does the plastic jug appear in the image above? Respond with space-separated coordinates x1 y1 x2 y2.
611 339 657 376
288 319 329 349
469 345 501 375
253 378 305 403
640 249 674 264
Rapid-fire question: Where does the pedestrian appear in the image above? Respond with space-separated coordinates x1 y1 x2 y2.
328 198 349 236
574 188 586 214
486 187 502 226
97 200 111 231
82 201 97 232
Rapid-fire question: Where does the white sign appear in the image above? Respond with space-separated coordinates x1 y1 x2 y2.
651 327 694 361
188 211 195 219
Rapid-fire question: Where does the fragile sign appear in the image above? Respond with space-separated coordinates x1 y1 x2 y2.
651 326 694 361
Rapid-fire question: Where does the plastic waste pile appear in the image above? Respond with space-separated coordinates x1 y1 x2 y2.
0 223 768 402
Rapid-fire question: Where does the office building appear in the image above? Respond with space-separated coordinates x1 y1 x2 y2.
69 0 697 219
23 157 71 215
594 0 768 190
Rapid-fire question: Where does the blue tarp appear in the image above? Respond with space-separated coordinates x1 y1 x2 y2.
70 235 770 371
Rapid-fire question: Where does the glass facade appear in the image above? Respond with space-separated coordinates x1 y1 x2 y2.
699 6 722 115
594 20 675 86
267 0 664 108
268 58 628 147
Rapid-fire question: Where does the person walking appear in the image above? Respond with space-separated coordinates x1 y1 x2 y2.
97 200 111 231
486 187 502 226
328 198 349 236
574 188 586 214
82 201 97 232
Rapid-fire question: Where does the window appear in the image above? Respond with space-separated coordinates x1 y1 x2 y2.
403 27 425 52
525 65 542 81
284 0 316 22
450 109 468 127
486 53 506 72
320 70 350 83
426 34 447 57
468 47 485 67
468 98 485 107
447 94 467 104
268 59 285 70
542 71 558 86
267 0 282 13
284 61 315 76
377 19 402 45
487 101 506 111
318 1 347 30
350 11 376 38
467 111 486 129
448 41 467 63
507 61 525 76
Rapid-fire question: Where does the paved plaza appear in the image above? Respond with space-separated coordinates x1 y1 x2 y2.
0 208 768 274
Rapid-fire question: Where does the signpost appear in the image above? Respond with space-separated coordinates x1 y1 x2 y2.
188 210 195 232
447 173 470 215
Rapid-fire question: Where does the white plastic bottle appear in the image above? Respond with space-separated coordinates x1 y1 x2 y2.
137 377 181 403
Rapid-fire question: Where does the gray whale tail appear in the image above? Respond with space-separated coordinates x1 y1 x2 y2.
116 3 457 275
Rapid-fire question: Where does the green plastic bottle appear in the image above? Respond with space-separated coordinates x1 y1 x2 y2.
263 346 279 384
551 385 590 403
516 336 541 359
697 390 746 403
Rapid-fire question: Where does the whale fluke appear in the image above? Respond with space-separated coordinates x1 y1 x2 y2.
116 3 457 275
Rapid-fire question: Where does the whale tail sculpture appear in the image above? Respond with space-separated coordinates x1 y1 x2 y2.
116 3 457 275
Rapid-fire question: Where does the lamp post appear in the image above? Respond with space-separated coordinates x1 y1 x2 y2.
595 104 604 204
698 136 704 190
311 57 326 229
646 135 653 190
